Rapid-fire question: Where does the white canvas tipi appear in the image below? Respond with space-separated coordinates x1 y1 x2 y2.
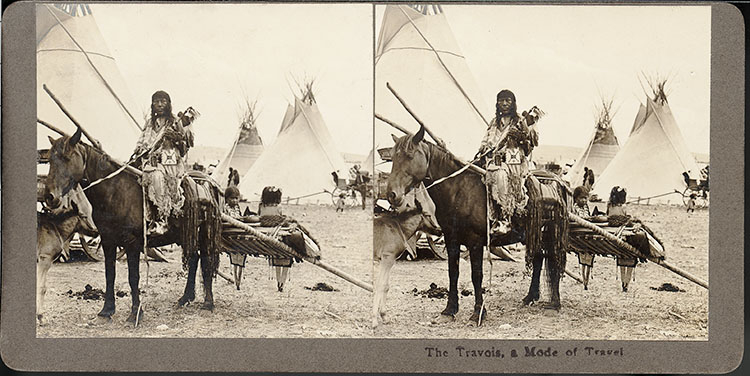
375 4 489 161
37 3 142 161
592 81 701 204
238 84 348 204
212 99 264 188
567 97 620 187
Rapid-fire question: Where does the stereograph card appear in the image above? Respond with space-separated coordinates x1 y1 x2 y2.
0 1 744 373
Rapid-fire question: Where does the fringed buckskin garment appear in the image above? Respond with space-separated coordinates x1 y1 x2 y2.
482 115 536 223
138 116 187 223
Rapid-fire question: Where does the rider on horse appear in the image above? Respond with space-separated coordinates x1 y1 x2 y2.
134 90 195 235
476 89 542 236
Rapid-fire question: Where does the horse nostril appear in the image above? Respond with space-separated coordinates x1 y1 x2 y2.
44 193 60 209
387 192 396 202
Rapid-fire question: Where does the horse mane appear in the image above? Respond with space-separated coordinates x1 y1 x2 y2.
394 134 466 182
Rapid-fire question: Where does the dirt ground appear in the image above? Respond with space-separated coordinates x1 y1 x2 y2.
37 203 374 338
373 204 709 340
37 203 707 340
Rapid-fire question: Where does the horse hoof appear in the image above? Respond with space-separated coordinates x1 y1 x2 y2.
200 302 214 311
469 310 487 324
431 314 455 324
177 296 195 307
126 309 144 324
522 296 539 306
92 315 112 326
541 302 561 311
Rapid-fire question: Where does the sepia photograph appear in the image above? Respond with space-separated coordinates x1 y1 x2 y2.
1 0 743 373
35 2 374 338
373 4 710 339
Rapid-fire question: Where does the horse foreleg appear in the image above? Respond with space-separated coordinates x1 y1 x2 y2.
468 246 485 323
177 253 199 307
440 242 461 318
36 247 56 324
199 249 215 311
125 247 143 323
372 250 397 328
98 241 117 318
522 252 543 306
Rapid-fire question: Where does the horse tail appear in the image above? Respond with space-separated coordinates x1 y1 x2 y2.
203 185 223 278
180 178 223 278
545 183 569 284
181 179 200 272
524 177 543 273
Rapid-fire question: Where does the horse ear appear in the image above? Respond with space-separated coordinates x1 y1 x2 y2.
391 134 400 143
69 126 82 147
48 136 56 145
412 125 425 144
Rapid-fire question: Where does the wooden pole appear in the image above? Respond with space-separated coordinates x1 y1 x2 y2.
375 113 487 177
43 84 103 150
216 269 234 284
375 113 412 136
654 259 709 290
386 82 446 148
564 268 584 284
221 214 374 292
569 213 708 289
37 119 68 137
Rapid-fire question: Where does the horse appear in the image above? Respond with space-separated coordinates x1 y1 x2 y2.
385 126 570 323
37 184 98 323
372 184 441 328
43 127 223 324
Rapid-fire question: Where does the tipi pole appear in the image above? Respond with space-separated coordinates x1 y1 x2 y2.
37 119 68 138
43 84 102 150
375 113 411 136
386 82 446 148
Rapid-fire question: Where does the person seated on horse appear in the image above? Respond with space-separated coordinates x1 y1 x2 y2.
475 89 540 236
133 90 193 235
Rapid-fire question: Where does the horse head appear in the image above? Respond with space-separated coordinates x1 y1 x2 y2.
386 125 429 209
44 127 86 210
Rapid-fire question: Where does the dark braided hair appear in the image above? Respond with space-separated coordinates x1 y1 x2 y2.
495 89 519 124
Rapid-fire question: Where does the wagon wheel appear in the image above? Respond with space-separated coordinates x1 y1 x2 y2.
79 235 126 261
426 234 448 260
330 186 343 206
695 191 709 208
681 187 692 207
79 234 103 261
345 189 361 207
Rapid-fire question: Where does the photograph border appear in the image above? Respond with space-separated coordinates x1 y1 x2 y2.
1 1 744 373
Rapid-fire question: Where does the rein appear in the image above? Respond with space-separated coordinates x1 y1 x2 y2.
422 143 488 190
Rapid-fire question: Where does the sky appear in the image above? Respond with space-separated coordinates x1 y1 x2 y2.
375 5 711 155
90 3 373 155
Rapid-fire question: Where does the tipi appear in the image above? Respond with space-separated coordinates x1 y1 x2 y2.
592 79 701 204
375 4 489 160
238 82 349 204
37 3 142 161
212 98 264 188
567 97 620 187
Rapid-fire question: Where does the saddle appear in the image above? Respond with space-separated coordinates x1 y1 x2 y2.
183 171 221 205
